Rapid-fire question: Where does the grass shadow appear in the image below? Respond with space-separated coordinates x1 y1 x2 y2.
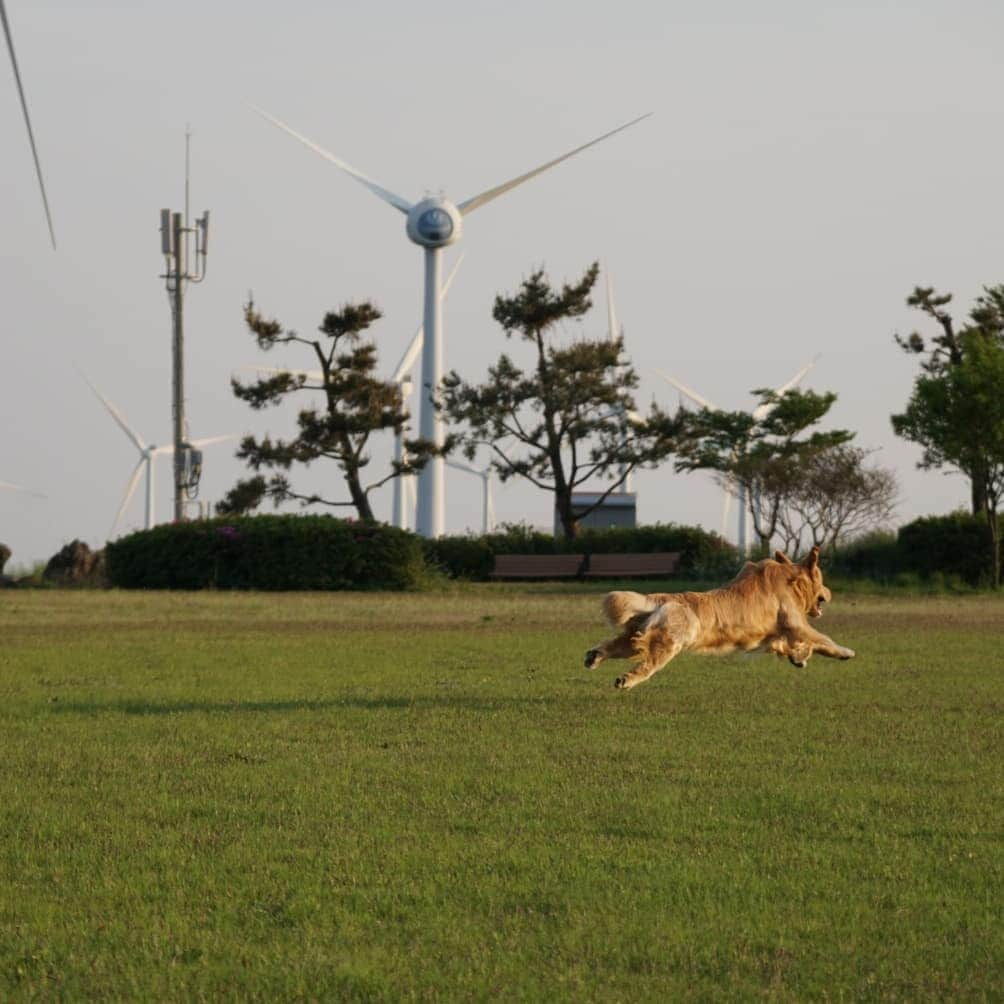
47 694 564 716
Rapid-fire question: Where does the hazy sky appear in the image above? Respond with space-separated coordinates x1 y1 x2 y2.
2 1 1002 568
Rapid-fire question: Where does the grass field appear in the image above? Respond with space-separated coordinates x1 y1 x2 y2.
1 584 1001 1001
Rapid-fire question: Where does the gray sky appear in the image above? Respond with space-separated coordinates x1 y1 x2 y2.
2 0 1001 568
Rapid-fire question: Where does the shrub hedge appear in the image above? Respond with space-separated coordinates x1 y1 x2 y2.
896 511 996 586
423 522 738 581
106 515 427 591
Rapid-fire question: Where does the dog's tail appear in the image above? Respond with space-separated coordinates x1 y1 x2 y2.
602 590 659 629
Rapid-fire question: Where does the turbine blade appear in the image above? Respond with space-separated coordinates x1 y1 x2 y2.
457 112 652 216
751 355 819 420
445 458 480 477
189 434 237 448
111 459 145 538
390 252 465 383
79 370 146 452
251 105 412 214
0 479 45 498
1 0 55 249
150 445 175 456
656 370 719 411
240 364 324 381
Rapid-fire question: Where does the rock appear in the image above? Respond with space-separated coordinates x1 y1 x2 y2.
0 543 13 588
42 540 107 587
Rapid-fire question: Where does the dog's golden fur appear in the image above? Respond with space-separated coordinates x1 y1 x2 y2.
584 546 855 690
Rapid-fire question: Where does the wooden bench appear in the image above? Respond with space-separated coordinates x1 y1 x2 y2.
490 554 586 579
583 552 681 579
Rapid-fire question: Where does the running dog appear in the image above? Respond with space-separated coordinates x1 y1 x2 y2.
584 547 855 690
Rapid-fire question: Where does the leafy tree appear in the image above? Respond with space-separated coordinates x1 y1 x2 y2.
220 299 435 521
895 284 1004 513
674 388 853 555
439 263 679 539
774 445 898 556
892 331 1004 587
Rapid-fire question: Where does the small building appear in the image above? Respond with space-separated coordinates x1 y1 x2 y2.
556 491 637 534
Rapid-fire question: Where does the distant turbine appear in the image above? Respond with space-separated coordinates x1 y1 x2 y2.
446 458 496 534
253 105 652 537
1 0 55 248
658 359 817 552
82 374 234 536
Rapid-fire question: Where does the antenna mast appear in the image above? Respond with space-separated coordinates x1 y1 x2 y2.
160 128 210 522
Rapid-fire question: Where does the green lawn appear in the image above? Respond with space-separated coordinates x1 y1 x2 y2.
1 586 1001 1001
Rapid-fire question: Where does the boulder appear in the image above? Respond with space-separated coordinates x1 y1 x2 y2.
42 540 107 587
0 543 12 588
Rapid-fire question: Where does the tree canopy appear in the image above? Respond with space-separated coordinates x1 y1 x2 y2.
219 299 435 521
674 387 854 555
439 263 679 539
892 330 1004 586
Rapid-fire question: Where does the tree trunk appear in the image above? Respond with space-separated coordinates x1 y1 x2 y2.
972 479 988 517
555 489 580 539
988 509 1000 589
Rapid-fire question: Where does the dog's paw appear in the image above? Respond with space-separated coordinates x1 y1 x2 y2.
613 674 633 690
839 647 855 660
788 655 807 668
584 648 601 670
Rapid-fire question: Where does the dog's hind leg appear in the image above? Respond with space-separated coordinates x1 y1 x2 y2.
613 603 697 690
584 632 636 669
613 635 683 690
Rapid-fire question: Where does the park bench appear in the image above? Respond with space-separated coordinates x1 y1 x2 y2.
490 554 586 579
489 552 682 580
582 552 681 579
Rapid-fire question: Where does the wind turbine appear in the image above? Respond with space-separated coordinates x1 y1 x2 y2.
253 105 652 537
445 458 496 534
82 374 234 537
658 359 817 553
241 255 465 531
2 0 55 247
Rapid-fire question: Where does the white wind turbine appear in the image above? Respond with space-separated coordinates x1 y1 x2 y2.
658 359 817 553
82 375 234 537
253 106 652 538
445 458 496 535
241 255 465 532
2 0 55 247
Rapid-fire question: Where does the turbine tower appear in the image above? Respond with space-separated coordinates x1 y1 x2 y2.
2 0 55 247
253 106 651 537
604 265 634 494
82 374 233 537
658 359 817 553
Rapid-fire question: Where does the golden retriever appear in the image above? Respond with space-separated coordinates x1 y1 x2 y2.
584 546 855 690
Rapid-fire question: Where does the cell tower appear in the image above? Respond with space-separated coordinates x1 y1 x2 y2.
159 128 210 522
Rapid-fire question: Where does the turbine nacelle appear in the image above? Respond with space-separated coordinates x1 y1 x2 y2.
406 197 463 249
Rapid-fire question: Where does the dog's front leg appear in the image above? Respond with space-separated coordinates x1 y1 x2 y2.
791 624 855 661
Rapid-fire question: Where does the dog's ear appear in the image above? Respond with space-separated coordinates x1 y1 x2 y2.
774 551 793 565
802 546 820 570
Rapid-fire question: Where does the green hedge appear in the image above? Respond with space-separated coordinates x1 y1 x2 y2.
896 511 996 586
106 515 427 591
423 522 738 581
